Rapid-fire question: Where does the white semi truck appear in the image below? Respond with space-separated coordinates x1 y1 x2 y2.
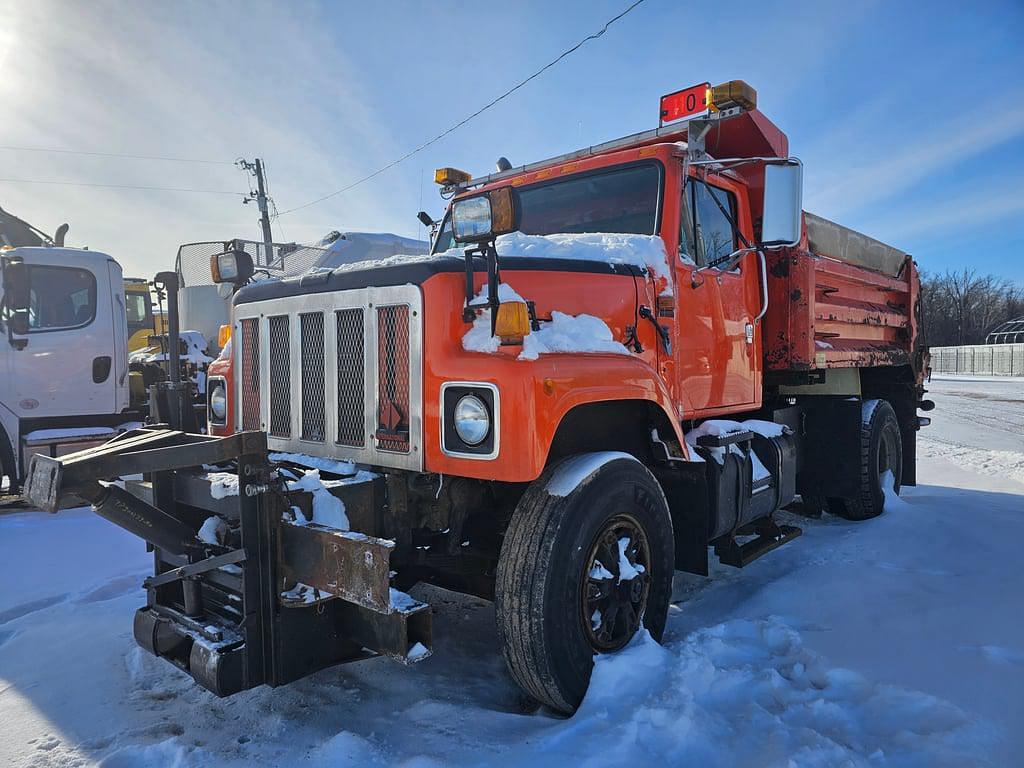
0 245 140 494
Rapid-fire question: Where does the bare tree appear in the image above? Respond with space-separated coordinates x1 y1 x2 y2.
921 269 1024 346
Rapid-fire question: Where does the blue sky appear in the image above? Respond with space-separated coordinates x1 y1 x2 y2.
1 0 1022 280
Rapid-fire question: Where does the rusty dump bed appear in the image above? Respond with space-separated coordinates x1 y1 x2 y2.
763 212 920 372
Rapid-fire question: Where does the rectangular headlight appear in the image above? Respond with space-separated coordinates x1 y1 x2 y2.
452 195 493 242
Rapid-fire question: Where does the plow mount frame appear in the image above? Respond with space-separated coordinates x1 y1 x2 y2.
23 427 431 697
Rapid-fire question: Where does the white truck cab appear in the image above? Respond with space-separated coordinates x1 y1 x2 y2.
0 246 132 492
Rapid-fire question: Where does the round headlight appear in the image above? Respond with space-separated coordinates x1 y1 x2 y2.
209 383 227 420
453 394 489 445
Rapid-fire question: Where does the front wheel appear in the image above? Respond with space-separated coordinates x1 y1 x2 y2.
494 453 674 713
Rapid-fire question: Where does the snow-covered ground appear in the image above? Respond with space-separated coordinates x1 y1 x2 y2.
1 377 1022 767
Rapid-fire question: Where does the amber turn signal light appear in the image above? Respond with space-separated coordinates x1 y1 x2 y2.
495 301 531 345
434 167 472 186
710 80 757 112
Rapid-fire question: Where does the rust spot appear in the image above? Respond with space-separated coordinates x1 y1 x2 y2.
769 258 791 278
790 289 802 302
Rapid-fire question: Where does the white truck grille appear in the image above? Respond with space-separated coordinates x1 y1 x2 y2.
233 285 423 471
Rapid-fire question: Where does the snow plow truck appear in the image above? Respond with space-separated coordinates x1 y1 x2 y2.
25 80 931 713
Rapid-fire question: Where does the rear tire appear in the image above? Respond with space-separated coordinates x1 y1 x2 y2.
494 454 674 714
830 399 902 521
0 426 17 496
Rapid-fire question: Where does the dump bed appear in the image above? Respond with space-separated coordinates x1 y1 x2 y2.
763 212 921 373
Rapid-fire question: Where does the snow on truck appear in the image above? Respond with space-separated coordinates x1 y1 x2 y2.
26 80 931 713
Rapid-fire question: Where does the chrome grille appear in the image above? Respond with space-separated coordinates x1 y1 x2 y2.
268 315 291 438
376 305 410 453
239 318 260 431
300 312 326 442
234 285 422 471
336 308 365 447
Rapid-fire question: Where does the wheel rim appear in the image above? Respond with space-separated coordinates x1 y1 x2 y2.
580 514 651 652
878 424 901 488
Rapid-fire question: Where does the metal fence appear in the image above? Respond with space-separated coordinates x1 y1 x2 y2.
929 344 1024 376
175 239 328 287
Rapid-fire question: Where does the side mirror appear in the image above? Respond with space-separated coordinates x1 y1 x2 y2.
2 257 30 347
760 161 803 247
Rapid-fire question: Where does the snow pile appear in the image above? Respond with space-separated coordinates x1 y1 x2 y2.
204 471 239 499
462 283 630 361
286 469 350 530
130 330 213 365
559 619 991 767
281 582 323 604
269 451 357 476
684 418 790 465
494 231 671 280
520 311 630 361
389 587 425 615
461 283 527 355
23 427 115 441
197 516 227 545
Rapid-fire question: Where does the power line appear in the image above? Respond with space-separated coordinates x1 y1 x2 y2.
0 177 244 195
277 0 648 216
0 145 234 165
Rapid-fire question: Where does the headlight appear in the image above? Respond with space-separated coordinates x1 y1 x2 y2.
210 249 254 285
451 187 516 243
209 383 227 421
452 196 493 242
453 394 489 446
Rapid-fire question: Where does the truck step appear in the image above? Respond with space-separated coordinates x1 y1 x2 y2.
713 522 802 568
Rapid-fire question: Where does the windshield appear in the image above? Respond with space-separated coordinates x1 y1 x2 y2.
432 162 662 254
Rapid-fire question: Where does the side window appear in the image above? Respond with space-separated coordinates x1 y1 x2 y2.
125 293 148 326
432 215 454 254
680 179 738 268
26 266 97 330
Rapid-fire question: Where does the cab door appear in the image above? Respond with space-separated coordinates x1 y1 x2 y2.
5 254 118 419
674 171 761 414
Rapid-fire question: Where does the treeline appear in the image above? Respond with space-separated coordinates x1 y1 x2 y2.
921 269 1024 346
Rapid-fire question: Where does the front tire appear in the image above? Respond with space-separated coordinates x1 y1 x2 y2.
494 454 674 713
830 399 902 521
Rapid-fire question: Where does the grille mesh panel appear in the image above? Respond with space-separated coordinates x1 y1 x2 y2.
376 305 410 453
335 308 365 447
239 318 260 431
300 312 326 442
268 315 291 438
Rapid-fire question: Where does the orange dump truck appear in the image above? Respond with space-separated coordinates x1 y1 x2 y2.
28 80 929 713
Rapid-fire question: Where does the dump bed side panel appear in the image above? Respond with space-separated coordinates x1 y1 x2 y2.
764 215 918 372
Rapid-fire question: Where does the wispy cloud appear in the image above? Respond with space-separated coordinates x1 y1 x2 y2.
805 96 1024 218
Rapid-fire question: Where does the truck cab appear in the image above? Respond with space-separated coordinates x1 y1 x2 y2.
0 246 132 491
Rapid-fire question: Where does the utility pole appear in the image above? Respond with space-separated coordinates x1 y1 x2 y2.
237 158 275 262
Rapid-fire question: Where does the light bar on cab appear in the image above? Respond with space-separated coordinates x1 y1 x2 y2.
660 80 757 125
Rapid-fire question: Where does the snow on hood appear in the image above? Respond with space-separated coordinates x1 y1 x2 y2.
315 231 429 269
493 231 670 280
461 282 630 361
326 231 671 280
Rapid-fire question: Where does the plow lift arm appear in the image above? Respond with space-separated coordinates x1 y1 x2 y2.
23 427 431 697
